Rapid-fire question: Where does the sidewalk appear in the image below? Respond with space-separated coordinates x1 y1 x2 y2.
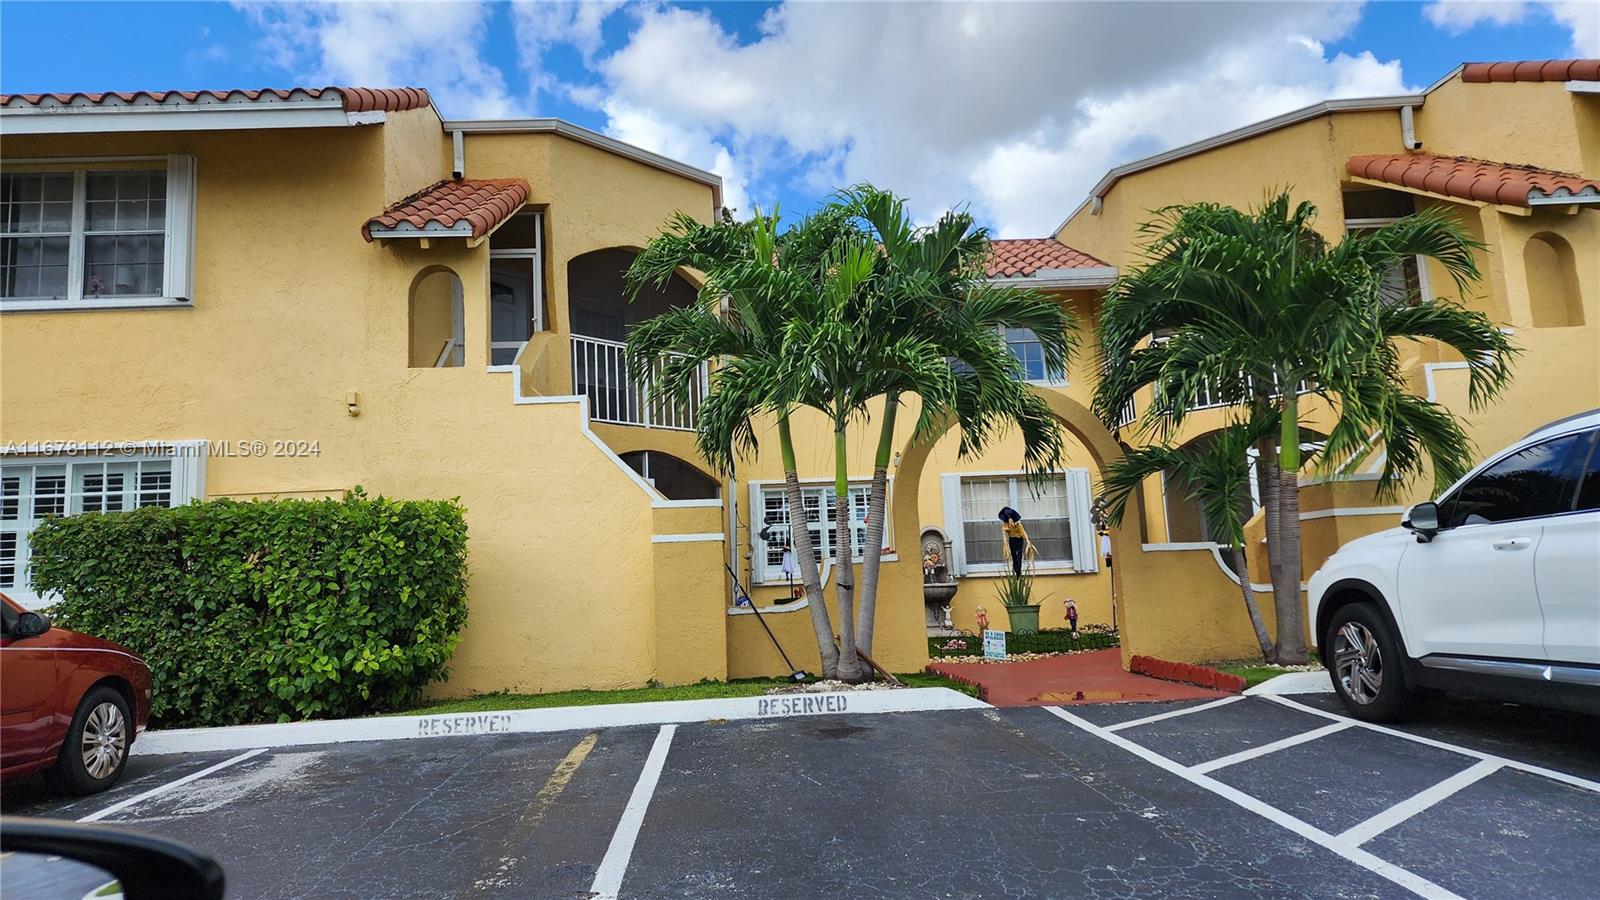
927 648 1231 707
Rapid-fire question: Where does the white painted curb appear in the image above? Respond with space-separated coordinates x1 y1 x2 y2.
134 687 990 756
1244 671 1335 696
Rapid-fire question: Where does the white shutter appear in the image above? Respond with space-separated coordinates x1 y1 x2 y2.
170 440 207 505
748 481 768 582
940 473 965 575
164 154 197 301
1067 468 1099 572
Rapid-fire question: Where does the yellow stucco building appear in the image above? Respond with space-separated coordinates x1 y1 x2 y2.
2 59 1595 695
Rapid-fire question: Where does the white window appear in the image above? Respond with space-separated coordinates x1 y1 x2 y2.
488 211 545 367
1004 328 1065 384
0 444 204 603
0 156 196 311
940 469 1098 574
750 481 881 583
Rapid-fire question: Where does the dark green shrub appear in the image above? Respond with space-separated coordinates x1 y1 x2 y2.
29 488 469 728
928 627 1119 658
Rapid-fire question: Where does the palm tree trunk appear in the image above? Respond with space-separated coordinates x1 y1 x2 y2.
832 424 866 682
1233 544 1274 659
1272 393 1309 664
778 416 839 679
854 391 898 657
1256 434 1286 662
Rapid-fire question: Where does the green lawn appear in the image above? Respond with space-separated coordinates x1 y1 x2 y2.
396 671 978 716
1205 658 1325 689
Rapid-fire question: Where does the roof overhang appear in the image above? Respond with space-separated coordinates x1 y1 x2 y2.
986 266 1118 290
0 98 385 134
443 117 724 212
1055 94 1426 233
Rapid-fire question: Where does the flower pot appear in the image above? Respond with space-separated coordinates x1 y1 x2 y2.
1004 603 1040 634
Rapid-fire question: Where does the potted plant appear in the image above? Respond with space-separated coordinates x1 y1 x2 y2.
996 568 1041 634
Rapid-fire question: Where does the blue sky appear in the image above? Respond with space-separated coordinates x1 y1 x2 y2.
1 2 1587 235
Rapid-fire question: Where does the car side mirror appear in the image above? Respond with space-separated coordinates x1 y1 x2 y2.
13 611 51 638
1404 501 1440 543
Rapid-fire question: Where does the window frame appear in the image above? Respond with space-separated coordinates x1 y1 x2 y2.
1435 428 1593 530
747 478 893 585
486 210 546 370
1 156 197 312
942 469 1098 576
0 441 206 605
1002 327 1067 386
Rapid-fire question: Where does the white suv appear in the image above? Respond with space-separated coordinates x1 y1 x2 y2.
1307 409 1600 721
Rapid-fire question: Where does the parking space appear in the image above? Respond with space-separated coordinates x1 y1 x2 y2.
4 693 1597 899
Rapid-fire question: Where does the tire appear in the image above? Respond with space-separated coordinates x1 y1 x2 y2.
49 685 132 796
1325 602 1419 723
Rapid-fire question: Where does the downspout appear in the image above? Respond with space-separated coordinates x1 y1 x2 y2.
1400 105 1421 151
451 129 466 179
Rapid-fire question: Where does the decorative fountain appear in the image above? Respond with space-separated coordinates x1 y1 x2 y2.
921 527 959 635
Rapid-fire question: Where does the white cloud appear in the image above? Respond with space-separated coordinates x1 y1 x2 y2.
582 1 1406 234
235 2 520 118
1425 1 1599 55
509 1 623 98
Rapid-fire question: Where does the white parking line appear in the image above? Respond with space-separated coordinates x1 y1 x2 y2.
590 724 676 900
1337 760 1503 849
1261 695 1600 795
1190 722 1352 774
77 748 266 823
1104 696 1243 733
1045 706 1462 900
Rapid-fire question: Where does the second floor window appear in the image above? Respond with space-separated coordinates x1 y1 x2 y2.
1 157 196 309
1005 327 1065 384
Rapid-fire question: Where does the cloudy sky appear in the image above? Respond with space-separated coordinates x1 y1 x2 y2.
2 2 1591 235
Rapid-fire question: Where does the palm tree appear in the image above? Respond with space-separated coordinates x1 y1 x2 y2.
625 207 854 678
1095 192 1515 663
1098 418 1276 658
834 186 1076 658
628 187 1078 680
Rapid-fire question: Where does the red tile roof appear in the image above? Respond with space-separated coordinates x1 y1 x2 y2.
986 238 1107 278
1347 153 1600 208
1461 60 1600 83
0 86 430 113
363 179 532 242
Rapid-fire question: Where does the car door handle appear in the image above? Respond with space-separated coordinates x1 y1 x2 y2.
1491 537 1533 551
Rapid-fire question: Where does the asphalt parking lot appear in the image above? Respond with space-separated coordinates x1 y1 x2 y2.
4 691 1597 899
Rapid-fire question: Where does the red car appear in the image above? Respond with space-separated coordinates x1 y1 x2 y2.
1 593 152 794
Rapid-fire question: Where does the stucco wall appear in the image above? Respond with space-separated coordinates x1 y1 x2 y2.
0 120 725 698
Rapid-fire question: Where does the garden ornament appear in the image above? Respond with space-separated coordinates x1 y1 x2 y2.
1064 598 1079 635
942 603 953 628
975 606 989 633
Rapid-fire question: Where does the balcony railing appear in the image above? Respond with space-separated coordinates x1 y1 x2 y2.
571 334 707 430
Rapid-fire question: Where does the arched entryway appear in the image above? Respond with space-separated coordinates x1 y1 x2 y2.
567 248 706 428
409 266 464 368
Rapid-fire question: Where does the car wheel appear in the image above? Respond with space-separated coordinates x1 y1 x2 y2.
1326 603 1418 722
49 686 131 796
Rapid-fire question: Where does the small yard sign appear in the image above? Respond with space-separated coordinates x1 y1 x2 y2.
983 629 1007 660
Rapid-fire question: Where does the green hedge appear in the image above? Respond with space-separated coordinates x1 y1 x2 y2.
29 489 469 728
929 627 1119 658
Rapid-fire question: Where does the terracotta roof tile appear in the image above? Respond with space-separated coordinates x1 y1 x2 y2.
1347 153 1599 208
363 179 532 242
0 86 430 113
1460 59 1600 83
985 238 1107 278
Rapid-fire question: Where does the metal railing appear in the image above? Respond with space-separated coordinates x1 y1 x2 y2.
571 334 707 430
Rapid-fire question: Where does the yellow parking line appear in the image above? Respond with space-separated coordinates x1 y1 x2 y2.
530 731 599 820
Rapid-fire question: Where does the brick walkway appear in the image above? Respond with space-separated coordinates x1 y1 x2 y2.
928 648 1231 707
